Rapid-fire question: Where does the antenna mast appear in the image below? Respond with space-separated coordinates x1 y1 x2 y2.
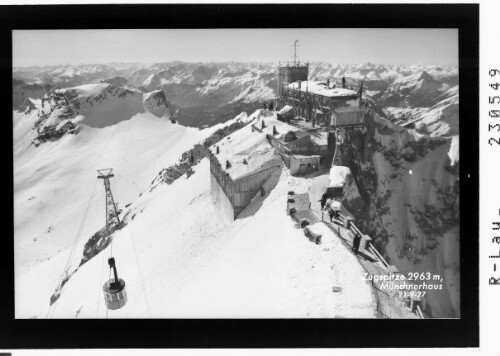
293 40 299 65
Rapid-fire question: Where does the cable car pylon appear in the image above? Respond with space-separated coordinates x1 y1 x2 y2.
97 168 122 233
97 168 127 311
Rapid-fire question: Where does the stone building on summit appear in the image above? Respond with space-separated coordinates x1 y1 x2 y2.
277 56 366 129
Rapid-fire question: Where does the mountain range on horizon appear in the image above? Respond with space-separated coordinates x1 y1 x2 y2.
13 59 460 319
13 61 458 133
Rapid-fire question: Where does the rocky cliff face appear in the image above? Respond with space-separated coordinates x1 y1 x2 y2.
143 89 172 118
33 83 171 145
13 79 53 112
336 113 459 318
379 71 445 107
139 63 277 110
387 85 459 137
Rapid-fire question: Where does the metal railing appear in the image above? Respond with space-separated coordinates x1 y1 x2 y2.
321 209 424 318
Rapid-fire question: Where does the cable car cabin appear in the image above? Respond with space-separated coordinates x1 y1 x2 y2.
331 106 365 128
103 279 127 310
103 257 127 310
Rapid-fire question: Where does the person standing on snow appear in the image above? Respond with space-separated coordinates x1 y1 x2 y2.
329 199 341 222
328 207 335 222
352 233 361 254
320 192 328 210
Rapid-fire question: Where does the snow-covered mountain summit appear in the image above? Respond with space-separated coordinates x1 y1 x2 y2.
387 85 458 136
378 71 448 107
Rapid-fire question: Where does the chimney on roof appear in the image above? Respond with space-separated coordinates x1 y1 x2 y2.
216 146 219 154
226 160 231 169
359 81 364 108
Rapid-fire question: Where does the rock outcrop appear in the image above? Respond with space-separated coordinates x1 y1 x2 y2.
335 112 459 318
33 84 171 145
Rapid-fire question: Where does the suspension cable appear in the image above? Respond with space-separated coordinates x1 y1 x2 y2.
105 267 111 319
61 178 99 281
46 178 99 319
129 227 152 318
96 244 106 318
107 173 120 259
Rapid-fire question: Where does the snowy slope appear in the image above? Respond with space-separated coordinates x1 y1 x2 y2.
45 161 374 318
386 85 459 137
14 109 211 318
378 71 447 107
15 106 375 319
13 61 460 319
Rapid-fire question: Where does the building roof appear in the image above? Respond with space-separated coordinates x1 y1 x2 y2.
256 116 306 143
210 113 329 180
277 105 292 115
209 117 282 180
259 115 330 147
293 154 321 159
288 81 358 98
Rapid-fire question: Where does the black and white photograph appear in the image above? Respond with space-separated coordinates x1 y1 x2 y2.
13 27 461 320
1 1 487 351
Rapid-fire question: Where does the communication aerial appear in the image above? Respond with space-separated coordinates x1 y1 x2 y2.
292 39 299 65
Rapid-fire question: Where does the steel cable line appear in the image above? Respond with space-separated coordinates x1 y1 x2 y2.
129 227 152 318
46 178 99 319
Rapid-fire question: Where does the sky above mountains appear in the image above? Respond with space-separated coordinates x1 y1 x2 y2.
13 28 458 68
